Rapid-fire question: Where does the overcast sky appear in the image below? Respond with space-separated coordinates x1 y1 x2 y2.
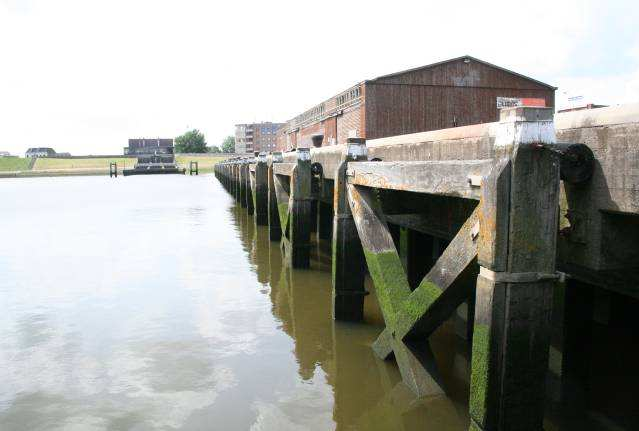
1 0 638 155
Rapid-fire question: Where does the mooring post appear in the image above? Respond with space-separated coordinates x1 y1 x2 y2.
332 138 368 321
288 147 312 268
254 153 269 225
268 152 283 241
470 107 559 431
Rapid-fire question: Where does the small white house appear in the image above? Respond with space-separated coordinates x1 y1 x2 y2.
25 147 56 158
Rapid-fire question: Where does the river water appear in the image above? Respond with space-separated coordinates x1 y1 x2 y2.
0 175 470 430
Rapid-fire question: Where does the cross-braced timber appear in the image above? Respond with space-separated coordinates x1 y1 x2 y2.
213 104 639 431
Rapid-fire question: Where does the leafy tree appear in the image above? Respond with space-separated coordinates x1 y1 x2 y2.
221 136 235 153
174 129 207 153
208 145 221 153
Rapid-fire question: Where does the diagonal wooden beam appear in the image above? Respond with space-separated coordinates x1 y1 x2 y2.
273 173 290 236
347 183 444 397
372 206 480 359
347 184 411 321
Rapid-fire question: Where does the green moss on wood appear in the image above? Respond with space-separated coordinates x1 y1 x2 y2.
363 249 411 327
395 279 443 335
469 323 490 426
278 202 289 231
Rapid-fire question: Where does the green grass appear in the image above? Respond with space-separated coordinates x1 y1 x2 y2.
33 157 137 170
175 155 225 172
0 157 32 172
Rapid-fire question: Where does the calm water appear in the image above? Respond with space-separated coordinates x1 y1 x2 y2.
0 175 470 430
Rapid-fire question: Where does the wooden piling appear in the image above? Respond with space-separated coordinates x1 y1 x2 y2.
254 153 269 225
470 107 559 431
288 148 312 268
234 163 241 203
332 138 368 321
189 161 199 175
238 162 248 208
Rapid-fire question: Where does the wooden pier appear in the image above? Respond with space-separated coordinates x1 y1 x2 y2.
214 105 639 430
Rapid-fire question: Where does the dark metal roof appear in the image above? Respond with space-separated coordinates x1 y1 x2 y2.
26 147 55 152
369 55 557 90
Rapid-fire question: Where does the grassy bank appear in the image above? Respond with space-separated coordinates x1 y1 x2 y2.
0 157 32 172
175 155 225 173
1 155 227 177
33 157 137 171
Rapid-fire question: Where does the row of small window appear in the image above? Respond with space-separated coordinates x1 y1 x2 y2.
336 86 361 107
294 103 326 126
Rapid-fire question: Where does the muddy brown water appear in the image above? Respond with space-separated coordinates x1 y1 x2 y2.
0 175 470 430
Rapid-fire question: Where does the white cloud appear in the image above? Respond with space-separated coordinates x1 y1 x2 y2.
0 0 638 155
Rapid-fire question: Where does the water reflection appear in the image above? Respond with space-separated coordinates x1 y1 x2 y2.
1 176 471 430
227 203 469 430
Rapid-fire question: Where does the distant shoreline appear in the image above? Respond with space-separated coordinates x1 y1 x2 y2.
0 155 226 178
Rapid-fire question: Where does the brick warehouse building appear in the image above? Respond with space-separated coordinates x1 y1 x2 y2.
276 55 555 151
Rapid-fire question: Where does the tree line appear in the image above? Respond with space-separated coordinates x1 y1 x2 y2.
174 129 235 153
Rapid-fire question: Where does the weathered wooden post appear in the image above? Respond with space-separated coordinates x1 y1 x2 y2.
254 152 269 225
222 163 227 189
469 107 560 431
268 152 283 241
189 161 198 175
288 147 312 268
332 138 368 321
238 161 248 208
234 161 241 203
243 160 253 214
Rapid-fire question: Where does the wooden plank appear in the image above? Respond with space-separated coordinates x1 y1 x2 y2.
386 213 465 240
272 162 296 176
346 160 492 199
